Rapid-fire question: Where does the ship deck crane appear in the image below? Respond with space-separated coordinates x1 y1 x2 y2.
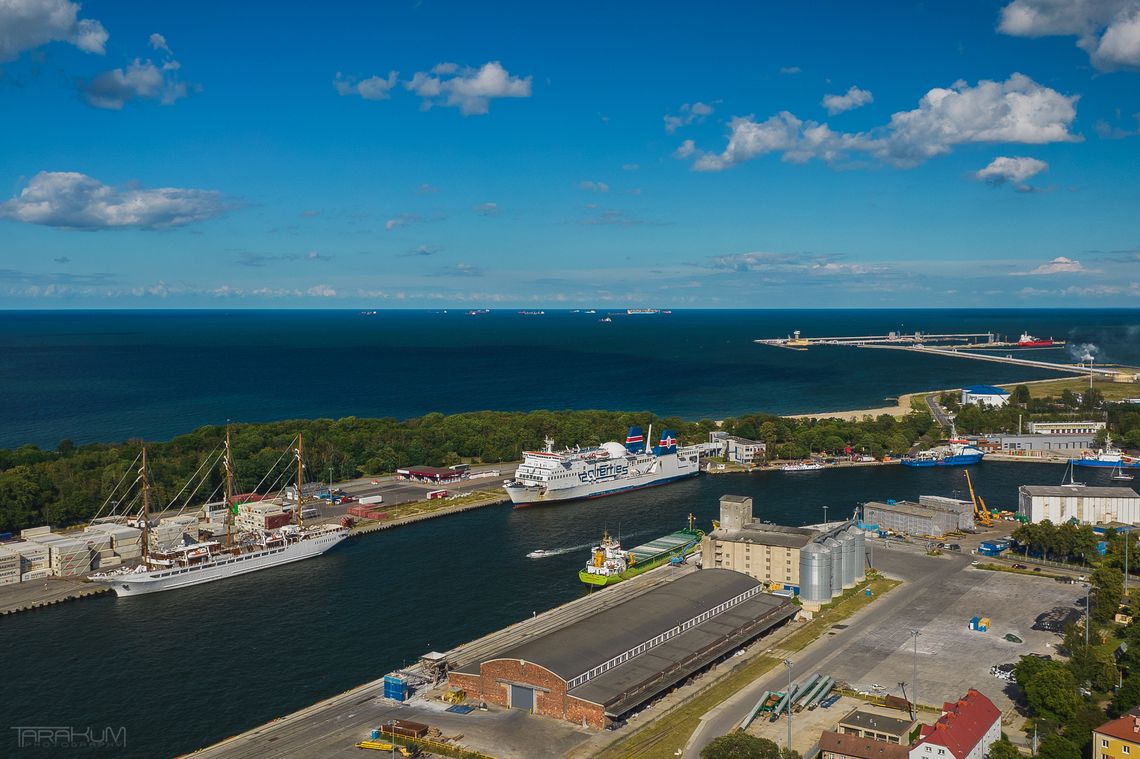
965 470 994 527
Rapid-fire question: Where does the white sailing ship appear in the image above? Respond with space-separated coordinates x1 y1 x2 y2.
90 432 347 596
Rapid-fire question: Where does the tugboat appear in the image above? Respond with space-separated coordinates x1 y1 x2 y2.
1072 435 1140 469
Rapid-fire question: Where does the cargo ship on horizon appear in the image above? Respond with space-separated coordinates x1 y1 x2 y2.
504 426 701 506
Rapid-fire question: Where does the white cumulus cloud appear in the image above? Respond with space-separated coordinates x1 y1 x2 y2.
1010 256 1097 276
81 34 191 110
999 0 1140 70
822 86 874 115
664 102 714 134
473 202 499 216
578 180 609 193
334 71 398 100
405 61 531 116
0 0 107 61
975 156 1049 186
0 171 229 230
690 73 1079 171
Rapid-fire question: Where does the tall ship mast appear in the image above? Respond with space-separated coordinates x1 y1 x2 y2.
90 432 347 596
504 425 702 506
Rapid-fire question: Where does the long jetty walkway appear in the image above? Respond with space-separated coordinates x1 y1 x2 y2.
866 344 1130 378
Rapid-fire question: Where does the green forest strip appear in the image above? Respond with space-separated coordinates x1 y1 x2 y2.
0 409 937 533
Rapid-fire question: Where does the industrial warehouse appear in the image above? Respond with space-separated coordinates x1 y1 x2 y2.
1018 485 1140 524
446 569 797 728
863 495 976 538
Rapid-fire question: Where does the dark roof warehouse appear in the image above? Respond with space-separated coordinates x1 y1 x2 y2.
448 568 796 728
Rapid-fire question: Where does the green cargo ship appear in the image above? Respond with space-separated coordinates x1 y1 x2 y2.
579 518 704 588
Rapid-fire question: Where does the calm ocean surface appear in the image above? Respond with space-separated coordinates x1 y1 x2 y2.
1 308 1138 449
0 461 1111 758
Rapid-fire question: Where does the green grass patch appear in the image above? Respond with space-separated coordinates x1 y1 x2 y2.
594 573 899 759
974 563 1060 579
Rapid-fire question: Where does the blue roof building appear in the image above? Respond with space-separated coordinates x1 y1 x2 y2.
961 385 1010 408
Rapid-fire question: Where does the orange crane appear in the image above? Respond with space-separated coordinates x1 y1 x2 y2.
965 470 994 527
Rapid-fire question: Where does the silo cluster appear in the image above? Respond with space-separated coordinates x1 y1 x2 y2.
797 523 867 607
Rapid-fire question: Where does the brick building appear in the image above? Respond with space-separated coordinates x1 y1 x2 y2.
821 731 911 759
447 569 795 728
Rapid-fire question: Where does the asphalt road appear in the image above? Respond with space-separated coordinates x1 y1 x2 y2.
684 546 963 757
926 393 954 431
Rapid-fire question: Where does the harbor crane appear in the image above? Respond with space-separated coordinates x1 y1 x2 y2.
964 470 994 527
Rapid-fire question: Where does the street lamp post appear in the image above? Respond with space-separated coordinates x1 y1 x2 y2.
910 630 920 720
783 659 794 750
1085 584 1091 646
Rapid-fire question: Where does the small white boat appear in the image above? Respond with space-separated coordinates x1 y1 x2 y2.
1112 463 1135 482
782 462 824 472
527 549 552 559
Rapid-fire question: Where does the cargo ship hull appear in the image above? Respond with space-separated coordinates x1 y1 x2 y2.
579 529 703 587
900 452 984 468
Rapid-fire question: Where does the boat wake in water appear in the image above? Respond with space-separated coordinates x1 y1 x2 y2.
526 528 659 559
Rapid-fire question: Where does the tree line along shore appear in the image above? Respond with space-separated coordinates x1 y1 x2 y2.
2 381 1139 534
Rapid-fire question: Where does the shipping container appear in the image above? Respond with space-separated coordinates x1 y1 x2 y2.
384 720 428 739
359 495 385 505
427 490 448 500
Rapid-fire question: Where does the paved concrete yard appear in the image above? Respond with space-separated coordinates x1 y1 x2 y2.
826 558 1083 720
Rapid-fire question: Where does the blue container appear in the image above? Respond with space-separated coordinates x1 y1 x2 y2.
865 588 872 597
371 729 380 740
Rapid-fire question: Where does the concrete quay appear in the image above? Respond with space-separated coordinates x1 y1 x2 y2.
189 560 702 759
0 577 110 617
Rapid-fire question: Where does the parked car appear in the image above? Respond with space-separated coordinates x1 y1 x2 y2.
1012 564 1028 570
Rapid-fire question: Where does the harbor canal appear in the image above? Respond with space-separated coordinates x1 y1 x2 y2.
0 460 1125 758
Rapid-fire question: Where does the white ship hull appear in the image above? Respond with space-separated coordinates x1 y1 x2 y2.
506 449 700 506
90 529 347 596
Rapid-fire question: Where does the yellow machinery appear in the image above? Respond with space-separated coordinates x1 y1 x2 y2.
443 688 466 705
964 471 994 527
357 742 417 756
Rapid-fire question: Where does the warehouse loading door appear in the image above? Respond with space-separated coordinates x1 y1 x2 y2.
510 684 535 712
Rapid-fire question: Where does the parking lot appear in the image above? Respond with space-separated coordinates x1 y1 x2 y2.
825 547 1085 720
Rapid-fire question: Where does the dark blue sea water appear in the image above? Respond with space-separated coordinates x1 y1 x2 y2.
1 309 1137 449
0 461 1109 758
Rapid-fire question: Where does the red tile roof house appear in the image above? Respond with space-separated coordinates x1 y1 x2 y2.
909 690 1001 759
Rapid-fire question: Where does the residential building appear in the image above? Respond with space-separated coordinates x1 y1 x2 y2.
909 689 1000 759
1093 710 1140 759
709 432 766 465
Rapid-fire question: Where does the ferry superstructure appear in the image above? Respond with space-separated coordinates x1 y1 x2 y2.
90 433 347 597
504 426 701 506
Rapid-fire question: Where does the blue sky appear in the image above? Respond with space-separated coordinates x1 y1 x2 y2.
1 0 1139 308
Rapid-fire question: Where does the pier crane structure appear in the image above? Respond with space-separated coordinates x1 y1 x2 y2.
964 470 994 527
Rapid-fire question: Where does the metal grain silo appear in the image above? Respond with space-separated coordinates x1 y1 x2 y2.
798 542 832 604
824 537 842 598
836 530 856 589
848 526 866 581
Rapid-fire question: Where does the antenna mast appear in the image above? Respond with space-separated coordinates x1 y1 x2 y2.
141 447 151 565
224 425 235 548
295 433 304 528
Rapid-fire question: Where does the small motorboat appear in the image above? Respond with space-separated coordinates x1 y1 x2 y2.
526 549 552 559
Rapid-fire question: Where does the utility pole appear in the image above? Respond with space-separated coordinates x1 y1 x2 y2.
910 630 920 720
1085 584 1091 646
783 659 794 750
823 504 829 529
1126 527 1131 597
